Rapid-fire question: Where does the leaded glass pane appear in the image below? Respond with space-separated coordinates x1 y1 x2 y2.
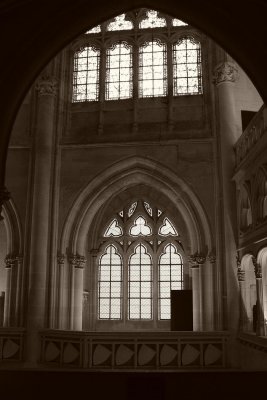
86 25 101 34
72 46 100 102
158 217 178 236
144 201 152 216
98 245 122 319
107 14 133 31
173 38 203 96
139 10 166 29
159 244 183 320
172 18 188 27
128 244 152 319
106 42 133 100
139 40 167 97
104 219 123 237
130 216 152 236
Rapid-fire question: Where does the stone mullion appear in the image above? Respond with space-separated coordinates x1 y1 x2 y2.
167 40 174 133
98 44 106 134
132 42 139 133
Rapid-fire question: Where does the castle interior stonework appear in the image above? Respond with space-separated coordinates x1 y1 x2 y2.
1 1 267 397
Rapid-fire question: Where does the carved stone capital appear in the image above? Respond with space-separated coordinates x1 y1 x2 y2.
195 253 206 264
207 253 216 263
236 254 245 281
36 75 58 96
68 254 86 269
76 255 86 269
213 61 238 85
252 257 262 279
237 270 245 282
5 256 16 268
188 254 197 265
57 254 65 265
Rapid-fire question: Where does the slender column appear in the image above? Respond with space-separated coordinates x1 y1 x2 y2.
236 255 246 331
213 60 239 330
205 254 216 331
26 74 57 364
69 254 85 330
252 257 265 336
196 254 206 331
90 249 98 330
3 256 14 327
14 256 23 326
57 254 65 329
189 255 200 331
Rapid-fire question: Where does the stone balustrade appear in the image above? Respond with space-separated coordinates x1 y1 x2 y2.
0 328 25 363
235 105 267 168
40 330 228 370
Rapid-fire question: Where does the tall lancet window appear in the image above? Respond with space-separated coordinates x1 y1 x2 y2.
97 200 184 325
106 42 133 100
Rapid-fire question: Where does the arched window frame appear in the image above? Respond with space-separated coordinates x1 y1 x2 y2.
95 200 185 329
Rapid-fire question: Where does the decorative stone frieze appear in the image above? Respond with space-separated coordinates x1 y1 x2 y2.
36 75 58 97
188 254 198 265
213 61 238 85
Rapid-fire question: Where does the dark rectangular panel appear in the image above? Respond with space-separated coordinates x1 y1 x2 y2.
171 290 193 331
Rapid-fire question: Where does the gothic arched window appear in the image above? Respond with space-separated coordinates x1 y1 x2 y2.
139 40 167 98
97 200 184 324
105 42 133 100
72 46 100 102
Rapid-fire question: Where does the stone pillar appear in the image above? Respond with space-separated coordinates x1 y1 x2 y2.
26 74 57 364
252 257 265 336
69 254 85 330
213 60 239 330
236 255 246 331
189 255 200 331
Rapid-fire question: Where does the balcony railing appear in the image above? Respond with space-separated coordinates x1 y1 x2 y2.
40 330 229 370
235 105 267 168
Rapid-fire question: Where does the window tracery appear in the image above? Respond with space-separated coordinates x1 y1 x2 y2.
97 200 183 323
107 14 133 31
139 10 166 29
